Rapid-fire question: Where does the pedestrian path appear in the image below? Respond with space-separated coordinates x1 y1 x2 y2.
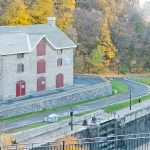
115 99 150 117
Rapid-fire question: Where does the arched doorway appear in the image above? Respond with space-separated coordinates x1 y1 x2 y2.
37 76 46 92
56 73 64 88
16 80 26 97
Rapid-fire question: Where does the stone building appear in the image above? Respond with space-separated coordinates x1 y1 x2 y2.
0 17 76 100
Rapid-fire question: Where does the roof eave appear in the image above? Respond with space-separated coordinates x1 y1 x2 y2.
31 34 47 50
45 37 77 50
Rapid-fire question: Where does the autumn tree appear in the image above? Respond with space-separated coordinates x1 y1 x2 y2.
56 135 86 150
0 134 22 149
54 0 76 31
1 0 30 25
29 0 54 24
73 0 102 73
111 0 146 73
97 0 118 69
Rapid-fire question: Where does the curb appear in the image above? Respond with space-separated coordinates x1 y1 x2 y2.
102 78 150 112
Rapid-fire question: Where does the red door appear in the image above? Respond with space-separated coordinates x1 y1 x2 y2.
37 77 46 92
16 80 26 97
56 74 64 88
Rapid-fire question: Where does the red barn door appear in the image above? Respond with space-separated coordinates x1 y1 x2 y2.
16 80 26 97
37 77 46 92
56 74 64 88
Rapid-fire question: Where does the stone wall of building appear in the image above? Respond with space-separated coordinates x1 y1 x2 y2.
1 39 73 100
0 79 112 119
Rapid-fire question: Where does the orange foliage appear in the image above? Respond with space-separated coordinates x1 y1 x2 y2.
55 135 86 150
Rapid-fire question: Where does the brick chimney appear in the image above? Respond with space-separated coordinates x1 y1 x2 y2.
47 17 56 27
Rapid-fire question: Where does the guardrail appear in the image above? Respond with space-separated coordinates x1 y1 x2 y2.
2 134 150 150
124 105 150 123
127 74 150 77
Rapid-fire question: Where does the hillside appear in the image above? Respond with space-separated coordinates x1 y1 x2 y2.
0 0 149 75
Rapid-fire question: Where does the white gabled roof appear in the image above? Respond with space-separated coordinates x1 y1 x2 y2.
0 24 77 55
28 34 46 49
0 32 31 55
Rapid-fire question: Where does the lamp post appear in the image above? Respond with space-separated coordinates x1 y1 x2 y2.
70 108 73 130
130 89 132 110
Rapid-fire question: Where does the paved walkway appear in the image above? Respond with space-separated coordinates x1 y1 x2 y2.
115 98 150 117
18 99 150 146
0 78 149 131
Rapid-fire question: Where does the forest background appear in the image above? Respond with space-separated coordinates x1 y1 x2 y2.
0 0 149 75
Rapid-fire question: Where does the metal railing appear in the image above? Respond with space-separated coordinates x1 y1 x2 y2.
1 134 150 150
127 74 150 77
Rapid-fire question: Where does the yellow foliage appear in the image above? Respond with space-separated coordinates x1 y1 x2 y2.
54 0 76 30
97 0 118 67
0 134 23 149
57 13 73 31
1 0 31 25
55 135 85 150
29 0 54 24
0 134 15 146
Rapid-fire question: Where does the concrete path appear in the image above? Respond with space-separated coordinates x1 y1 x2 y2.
0 78 149 131
115 98 150 117
20 99 150 146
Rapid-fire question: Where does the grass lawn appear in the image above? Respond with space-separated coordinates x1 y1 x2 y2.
0 80 128 123
8 122 49 133
111 80 128 94
103 94 150 113
128 76 150 86
103 76 150 113
8 109 101 133
9 108 105 133
4 77 149 133
8 116 70 133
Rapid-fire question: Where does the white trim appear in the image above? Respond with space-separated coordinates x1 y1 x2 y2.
45 37 77 50
31 34 47 50
26 34 32 51
1 34 77 56
31 35 77 51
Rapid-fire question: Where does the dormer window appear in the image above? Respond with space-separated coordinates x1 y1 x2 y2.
17 53 24 59
37 42 45 56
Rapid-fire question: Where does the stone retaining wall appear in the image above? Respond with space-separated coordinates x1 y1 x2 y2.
0 77 112 119
12 110 105 142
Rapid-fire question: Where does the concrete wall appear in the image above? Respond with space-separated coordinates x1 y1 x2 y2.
75 105 150 141
12 109 105 142
117 107 150 135
11 104 150 146
0 80 112 119
0 38 73 100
